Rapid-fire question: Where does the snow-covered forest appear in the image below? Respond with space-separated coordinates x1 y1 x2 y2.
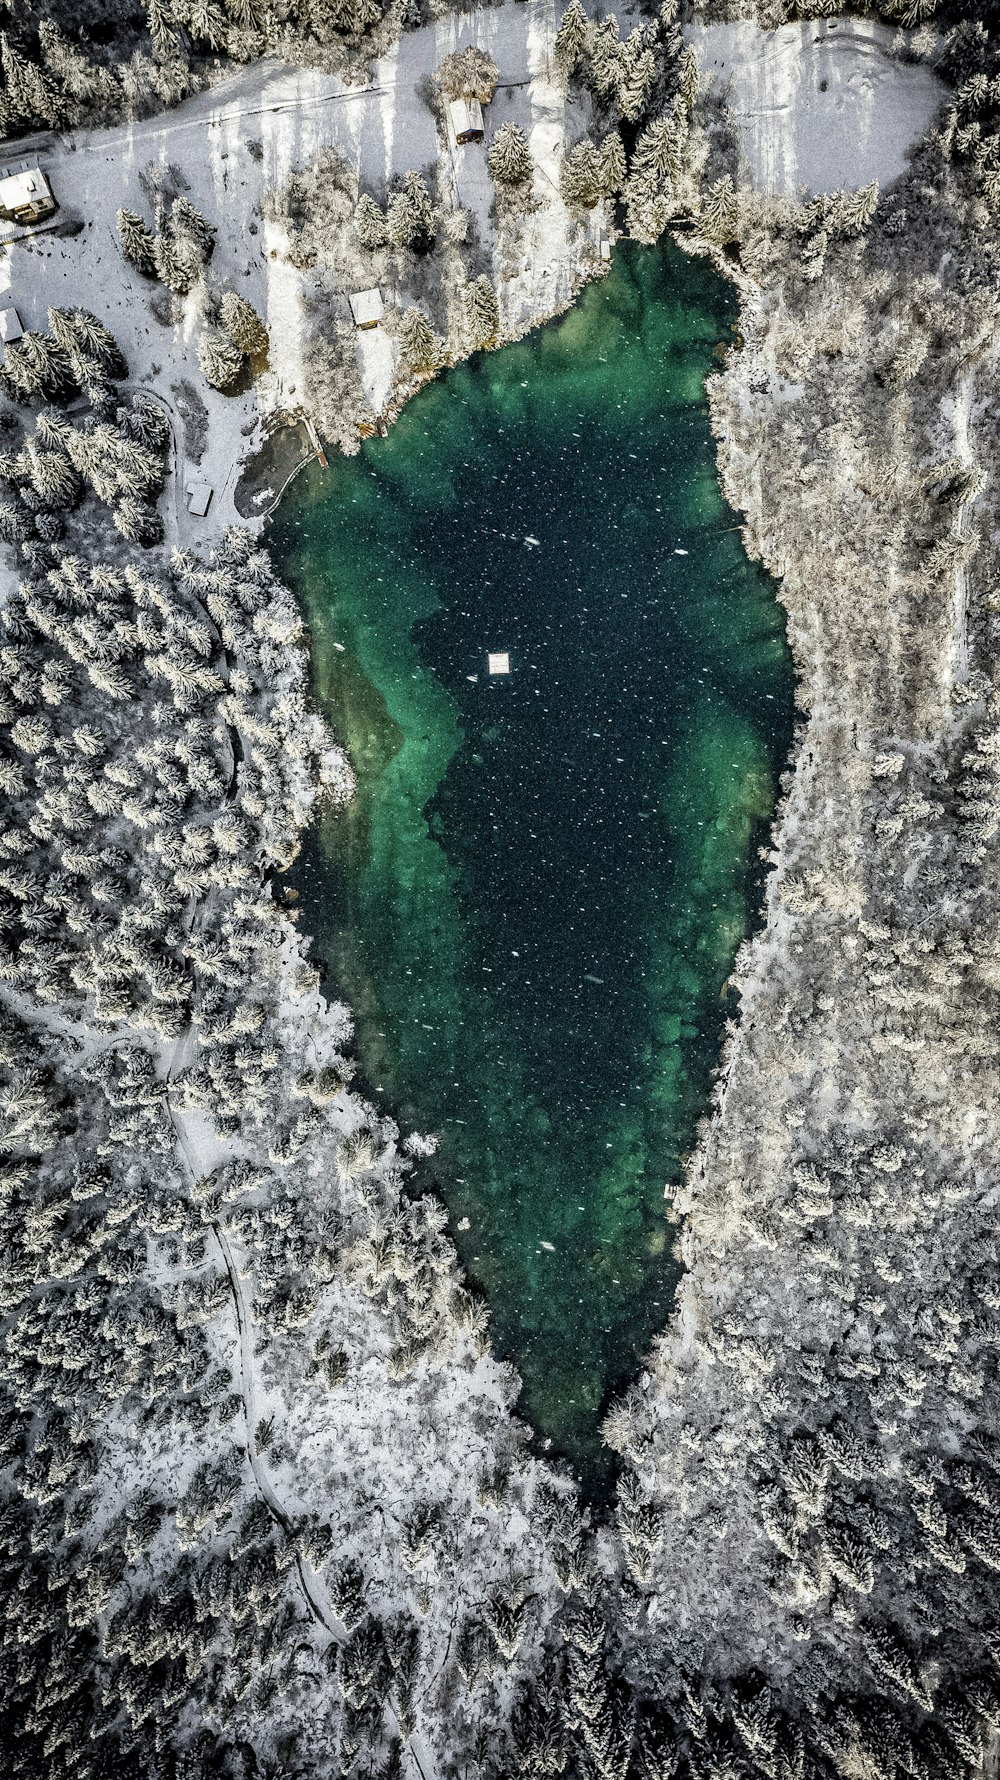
2 1 1000 1778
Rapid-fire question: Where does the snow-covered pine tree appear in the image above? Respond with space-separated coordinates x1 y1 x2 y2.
560 140 602 211
154 230 204 296
356 193 389 250
114 497 162 545
386 172 435 253
399 307 439 374
178 0 229 50
117 210 157 276
125 395 172 455
466 277 499 350
599 130 626 196
0 32 63 130
0 333 74 405
487 123 532 191
617 35 657 124
589 16 624 106
171 196 216 261
38 22 119 127
553 0 589 82
220 292 269 357
49 309 127 380
146 0 182 56
198 329 245 392
438 46 499 103
700 176 739 243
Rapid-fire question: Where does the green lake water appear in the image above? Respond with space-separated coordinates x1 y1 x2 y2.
270 241 794 1490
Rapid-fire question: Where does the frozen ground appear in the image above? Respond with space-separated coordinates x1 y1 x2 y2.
0 0 593 546
0 10 945 550
690 18 946 197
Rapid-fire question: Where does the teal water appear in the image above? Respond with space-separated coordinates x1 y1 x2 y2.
271 241 794 1490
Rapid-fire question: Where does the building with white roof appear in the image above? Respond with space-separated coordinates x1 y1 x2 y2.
0 169 55 225
448 99 484 145
349 288 384 330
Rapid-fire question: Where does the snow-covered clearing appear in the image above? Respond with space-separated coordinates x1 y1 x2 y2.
690 18 946 198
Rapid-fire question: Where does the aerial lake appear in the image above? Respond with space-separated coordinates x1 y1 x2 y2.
271 240 794 1490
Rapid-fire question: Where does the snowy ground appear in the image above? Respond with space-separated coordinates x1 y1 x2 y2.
0 0 593 547
690 17 946 198
0 10 945 549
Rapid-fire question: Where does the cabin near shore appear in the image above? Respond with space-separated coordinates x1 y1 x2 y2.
449 98 484 145
349 287 384 330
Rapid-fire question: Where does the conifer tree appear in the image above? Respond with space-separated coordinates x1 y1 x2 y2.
146 0 182 57
170 196 216 262
182 0 229 49
38 23 119 126
560 140 602 211
438 46 499 103
589 16 623 105
466 277 499 350
399 307 439 374
700 176 739 244
618 36 657 123
0 32 63 130
599 130 626 195
117 210 157 276
487 123 532 191
386 172 435 254
220 293 268 357
198 329 244 392
356 193 388 250
554 0 589 82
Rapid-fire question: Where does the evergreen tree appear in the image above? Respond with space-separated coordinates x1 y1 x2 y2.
49 309 126 379
487 123 532 191
589 16 624 106
182 0 229 49
399 307 439 374
386 172 435 254
618 36 657 123
554 0 589 82
356 193 388 250
198 329 244 392
117 210 157 276
38 23 119 127
701 176 739 244
146 0 182 57
466 277 499 350
0 32 63 129
598 130 626 195
438 46 499 103
170 196 216 262
154 231 204 296
677 45 699 113
560 140 602 211
220 292 268 357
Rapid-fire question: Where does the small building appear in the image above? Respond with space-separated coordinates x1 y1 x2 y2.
599 234 612 263
349 288 384 330
449 98 484 145
0 169 55 225
0 307 23 343
487 651 510 676
187 482 214 517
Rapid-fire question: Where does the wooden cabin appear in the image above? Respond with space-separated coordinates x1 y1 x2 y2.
448 99 484 145
349 288 385 330
0 169 55 225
